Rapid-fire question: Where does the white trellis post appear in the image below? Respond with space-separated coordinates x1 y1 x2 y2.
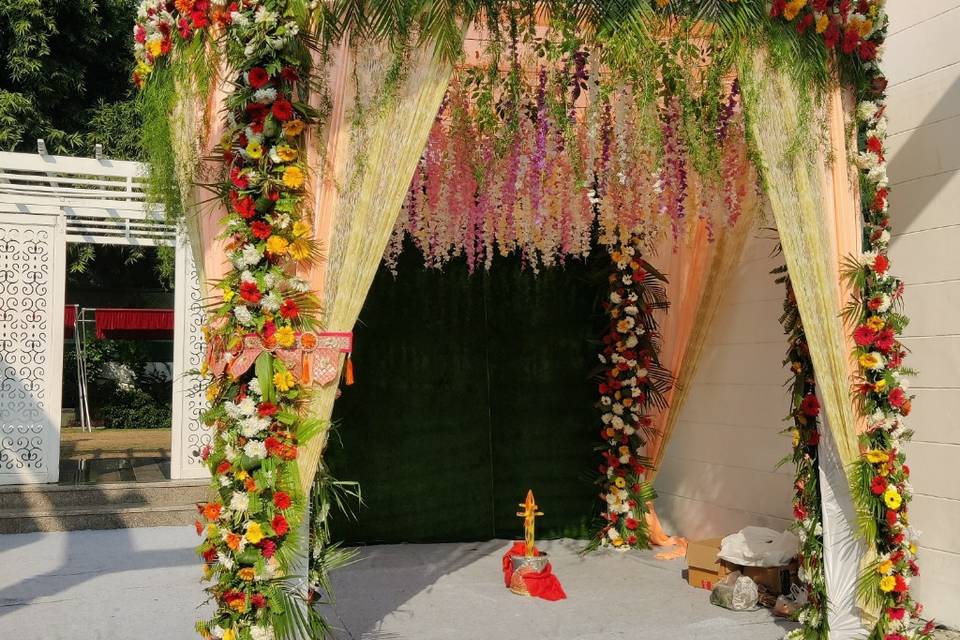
170 229 211 480
0 207 67 485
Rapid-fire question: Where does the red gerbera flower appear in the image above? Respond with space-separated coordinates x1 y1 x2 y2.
800 393 820 418
250 594 267 609
873 254 890 275
250 220 272 239
239 281 262 303
247 67 270 89
271 98 294 121
625 517 639 531
841 28 860 54
202 547 217 563
866 136 884 156
888 387 907 408
279 298 299 319
233 194 256 219
280 66 299 83
245 102 268 122
859 40 878 61
216 461 231 475
273 491 292 510
260 539 277 558
871 476 888 495
272 514 289 536
257 402 278 417
875 328 896 353
230 167 249 189
854 325 878 347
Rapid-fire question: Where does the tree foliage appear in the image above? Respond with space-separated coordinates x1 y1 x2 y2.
0 0 142 158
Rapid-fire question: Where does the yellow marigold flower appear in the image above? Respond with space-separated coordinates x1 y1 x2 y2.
274 370 295 393
236 470 248 481
223 629 237 640
293 220 311 238
223 288 235 302
874 378 887 392
816 14 830 33
275 325 296 348
878 560 893 575
858 18 874 37
613 537 625 547
288 238 311 261
884 487 903 510
791 429 801 448
205 384 219 402
866 316 885 331
282 165 305 189
879 575 896 593
864 449 887 464
276 144 298 162
238 567 256 581
783 0 806 21
283 119 305 137
246 141 264 159
265 235 289 255
614 477 627 489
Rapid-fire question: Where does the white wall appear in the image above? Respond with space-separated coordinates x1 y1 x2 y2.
884 1 960 626
654 224 795 539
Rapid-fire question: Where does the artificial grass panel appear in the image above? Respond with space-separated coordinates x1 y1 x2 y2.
327 246 602 544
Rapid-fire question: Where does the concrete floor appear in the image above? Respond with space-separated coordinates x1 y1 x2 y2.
0 527 796 640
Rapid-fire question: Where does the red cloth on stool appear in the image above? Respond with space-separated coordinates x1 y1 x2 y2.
501 542 567 601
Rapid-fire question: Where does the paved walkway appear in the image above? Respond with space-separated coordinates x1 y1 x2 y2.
0 527 799 640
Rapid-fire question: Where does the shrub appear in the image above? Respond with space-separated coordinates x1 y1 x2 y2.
100 388 171 429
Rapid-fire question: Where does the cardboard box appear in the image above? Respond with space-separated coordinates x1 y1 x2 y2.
686 538 735 590
742 562 798 596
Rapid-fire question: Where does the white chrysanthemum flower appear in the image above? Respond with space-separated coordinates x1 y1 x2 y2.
230 11 248 26
625 334 638 348
261 291 281 313
248 377 262 397
610 292 622 304
224 445 239 461
230 491 249 512
238 396 257 416
241 270 257 284
253 87 278 104
857 101 879 122
241 416 270 438
233 305 254 326
274 212 291 229
250 626 274 640
624 305 639 316
262 272 277 290
224 401 243 420
241 243 262 267
254 6 277 23
243 440 267 460
612 403 624 416
217 551 234 570
290 277 310 293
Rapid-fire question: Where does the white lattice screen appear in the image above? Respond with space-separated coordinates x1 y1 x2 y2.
0 151 209 484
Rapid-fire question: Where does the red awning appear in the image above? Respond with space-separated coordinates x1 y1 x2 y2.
95 308 174 339
64 305 77 338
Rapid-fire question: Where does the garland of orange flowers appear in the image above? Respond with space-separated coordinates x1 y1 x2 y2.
135 2 327 639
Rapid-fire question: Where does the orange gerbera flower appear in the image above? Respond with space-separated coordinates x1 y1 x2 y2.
225 532 243 550
203 502 222 521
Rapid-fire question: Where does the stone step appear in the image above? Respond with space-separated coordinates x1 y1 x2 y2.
0 503 200 534
0 480 211 511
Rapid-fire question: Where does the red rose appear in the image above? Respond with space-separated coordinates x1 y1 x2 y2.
272 514 289 536
239 281 262 303
871 476 887 495
250 220 272 240
247 67 270 89
800 393 820 418
625 517 639 531
273 491 292 510
873 254 890 274
279 299 299 319
272 98 294 121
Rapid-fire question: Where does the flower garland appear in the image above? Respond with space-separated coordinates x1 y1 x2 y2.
386 53 755 273
775 2 934 639
591 236 673 551
775 266 828 639
134 2 328 640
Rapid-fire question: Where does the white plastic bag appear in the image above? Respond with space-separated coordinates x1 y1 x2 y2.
709 571 760 611
718 526 799 567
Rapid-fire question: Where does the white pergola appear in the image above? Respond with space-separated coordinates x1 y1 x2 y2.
0 148 210 484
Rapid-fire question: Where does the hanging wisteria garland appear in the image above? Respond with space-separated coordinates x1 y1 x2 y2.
589 235 673 551
774 2 933 639
134 2 341 639
774 263 828 639
385 32 757 274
